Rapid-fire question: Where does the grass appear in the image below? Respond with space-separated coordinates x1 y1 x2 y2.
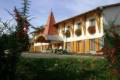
16 56 118 80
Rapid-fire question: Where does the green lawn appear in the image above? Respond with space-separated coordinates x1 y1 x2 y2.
16 56 118 80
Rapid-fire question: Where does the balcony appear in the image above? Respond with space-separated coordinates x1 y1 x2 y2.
75 29 82 36
88 26 96 35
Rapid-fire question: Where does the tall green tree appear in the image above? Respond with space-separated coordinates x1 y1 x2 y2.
14 0 30 51
0 0 30 80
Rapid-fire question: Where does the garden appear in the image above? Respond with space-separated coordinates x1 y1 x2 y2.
16 56 117 80
0 0 120 80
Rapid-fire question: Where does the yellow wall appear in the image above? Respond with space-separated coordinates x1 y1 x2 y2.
30 38 101 53
85 39 90 52
96 38 100 51
62 38 101 54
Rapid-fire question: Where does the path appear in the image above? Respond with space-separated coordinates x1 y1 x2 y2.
22 52 104 59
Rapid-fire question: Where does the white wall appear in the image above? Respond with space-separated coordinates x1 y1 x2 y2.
34 43 49 46
58 16 104 42
58 6 120 42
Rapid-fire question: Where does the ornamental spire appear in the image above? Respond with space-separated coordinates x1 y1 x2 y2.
43 10 57 35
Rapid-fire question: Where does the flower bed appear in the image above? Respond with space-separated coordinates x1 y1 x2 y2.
88 26 96 35
75 29 81 36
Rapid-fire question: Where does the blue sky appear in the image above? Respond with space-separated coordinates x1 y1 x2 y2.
0 0 120 29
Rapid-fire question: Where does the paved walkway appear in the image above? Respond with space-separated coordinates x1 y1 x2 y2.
22 52 104 59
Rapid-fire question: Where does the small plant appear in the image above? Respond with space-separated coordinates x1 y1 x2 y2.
51 49 68 54
88 26 96 34
64 30 71 38
75 29 81 36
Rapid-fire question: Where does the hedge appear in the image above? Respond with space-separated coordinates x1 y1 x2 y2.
16 57 118 80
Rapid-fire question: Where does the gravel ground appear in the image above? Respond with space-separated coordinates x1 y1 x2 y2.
22 52 104 59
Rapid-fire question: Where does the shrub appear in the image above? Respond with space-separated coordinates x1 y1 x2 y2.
75 29 81 36
51 49 68 54
15 57 117 80
64 30 71 38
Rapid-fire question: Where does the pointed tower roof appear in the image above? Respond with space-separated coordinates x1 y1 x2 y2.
43 11 58 35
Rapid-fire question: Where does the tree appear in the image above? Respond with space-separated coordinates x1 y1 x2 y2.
14 0 30 51
103 21 120 79
0 0 30 80
14 7 30 51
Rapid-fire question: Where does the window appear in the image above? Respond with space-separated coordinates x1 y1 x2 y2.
77 41 81 52
90 39 96 51
100 37 104 48
65 30 71 38
77 22 81 29
89 18 96 26
66 42 71 51
65 26 70 31
75 23 82 36
88 18 96 34
64 26 71 38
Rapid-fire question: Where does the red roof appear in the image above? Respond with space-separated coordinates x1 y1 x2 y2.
43 11 58 35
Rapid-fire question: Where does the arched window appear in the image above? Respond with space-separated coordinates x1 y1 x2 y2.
35 35 46 42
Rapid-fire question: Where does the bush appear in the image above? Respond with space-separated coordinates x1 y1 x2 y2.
51 49 68 54
15 57 117 80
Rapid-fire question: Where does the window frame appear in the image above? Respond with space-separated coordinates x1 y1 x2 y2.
76 22 81 29
89 18 96 27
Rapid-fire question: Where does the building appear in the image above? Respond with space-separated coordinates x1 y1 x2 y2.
30 3 120 54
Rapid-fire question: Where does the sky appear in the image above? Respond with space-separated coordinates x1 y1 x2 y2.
0 0 120 31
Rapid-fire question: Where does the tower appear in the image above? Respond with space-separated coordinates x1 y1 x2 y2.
43 11 58 35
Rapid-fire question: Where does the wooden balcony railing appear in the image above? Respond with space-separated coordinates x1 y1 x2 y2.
75 29 81 36
88 26 96 35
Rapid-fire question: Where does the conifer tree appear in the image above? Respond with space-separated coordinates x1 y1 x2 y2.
14 0 30 51
0 0 31 80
